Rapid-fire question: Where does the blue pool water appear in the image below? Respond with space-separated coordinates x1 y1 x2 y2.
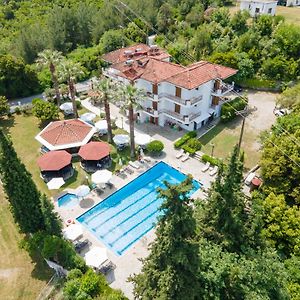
58 193 78 208
77 162 201 255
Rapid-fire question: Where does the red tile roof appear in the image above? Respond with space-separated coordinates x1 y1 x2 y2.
78 141 111 161
37 150 72 171
39 119 94 147
102 43 170 64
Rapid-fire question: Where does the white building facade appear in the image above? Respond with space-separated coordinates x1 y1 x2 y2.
102 44 237 131
286 0 300 6
240 0 278 16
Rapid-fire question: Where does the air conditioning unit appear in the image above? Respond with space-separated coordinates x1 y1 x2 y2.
124 50 133 56
125 59 134 66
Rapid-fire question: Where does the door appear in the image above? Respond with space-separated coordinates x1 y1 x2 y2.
175 86 181 98
150 116 155 124
152 84 158 95
175 104 180 114
153 101 158 111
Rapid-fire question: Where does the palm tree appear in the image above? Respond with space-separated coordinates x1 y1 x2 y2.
58 60 83 118
117 83 145 159
36 50 63 107
92 77 116 143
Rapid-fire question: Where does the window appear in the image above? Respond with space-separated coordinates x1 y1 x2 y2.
152 84 158 95
175 86 181 98
195 87 199 91
268 8 272 14
255 7 260 13
174 104 180 114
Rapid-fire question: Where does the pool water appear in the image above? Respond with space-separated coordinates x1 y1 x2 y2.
77 162 201 256
58 193 78 208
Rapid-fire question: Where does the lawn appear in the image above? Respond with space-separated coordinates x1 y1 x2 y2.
0 110 131 198
277 6 300 25
199 117 261 170
0 186 53 300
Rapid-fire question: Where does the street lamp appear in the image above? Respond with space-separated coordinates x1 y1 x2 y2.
210 143 215 157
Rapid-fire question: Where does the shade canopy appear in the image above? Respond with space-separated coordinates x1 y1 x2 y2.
59 102 73 111
47 177 65 190
75 185 90 197
252 177 262 187
38 150 72 171
95 120 108 132
63 224 83 241
113 134 129 145
78 141 111 161
91 169 112 184
80 112 96 122
84 247 108 268
35 119 96 151
135 134 152 146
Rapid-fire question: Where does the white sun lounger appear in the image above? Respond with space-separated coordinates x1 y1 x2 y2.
209 166 218 176
129 161 140 169
201 162 210 172
176 149 184 159
181 153 190 162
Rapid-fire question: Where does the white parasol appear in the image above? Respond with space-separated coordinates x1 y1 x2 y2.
135 134 151 146
63 224 83 241
84 247 108 268
47 177 65 190
75 185 90 198
59 102 73 111
80 112 96 122
91 170 112 184
113 134 129 145
95 120 108 133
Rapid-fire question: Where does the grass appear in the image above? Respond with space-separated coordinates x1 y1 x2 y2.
0 187 53 300
199 117 261 170
277 6 300 25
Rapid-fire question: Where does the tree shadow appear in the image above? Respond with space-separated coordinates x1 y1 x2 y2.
0 116 16 133
30 250 54 281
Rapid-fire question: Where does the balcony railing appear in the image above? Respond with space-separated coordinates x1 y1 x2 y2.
190 95 203 105
161 109 187 122
141 107 160 117
189 111 202 121
212 82 234 97
159 93 188 105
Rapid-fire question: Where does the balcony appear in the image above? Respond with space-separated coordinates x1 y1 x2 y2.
146 92 158 101
190 95 203 105
211 82 234 97
189 111 202 121
141 107 160 117
159 93 188 106
161 109 187 122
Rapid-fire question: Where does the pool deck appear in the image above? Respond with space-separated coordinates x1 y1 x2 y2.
54 123 215 299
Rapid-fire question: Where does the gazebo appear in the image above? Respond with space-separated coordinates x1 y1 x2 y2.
37 150 73 182
78 141 111 173
35 119 96 154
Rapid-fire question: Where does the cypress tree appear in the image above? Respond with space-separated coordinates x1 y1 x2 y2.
201 145 247 253
0 130 45 233
130 176 200 300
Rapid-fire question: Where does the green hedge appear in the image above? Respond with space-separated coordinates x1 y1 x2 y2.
201 154 221 166
174 131 197 148
237 78 277 90
221 97 248 123
182 138 202 154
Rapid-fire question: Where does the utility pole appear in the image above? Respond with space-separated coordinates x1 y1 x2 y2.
238 117 246 151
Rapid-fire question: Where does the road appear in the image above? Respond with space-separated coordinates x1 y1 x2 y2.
8 79 93 109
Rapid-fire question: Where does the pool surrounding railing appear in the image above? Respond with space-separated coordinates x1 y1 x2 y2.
77 161 201 256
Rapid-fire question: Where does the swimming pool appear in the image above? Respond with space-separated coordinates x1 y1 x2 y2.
58 193 78 208
77 162 201 255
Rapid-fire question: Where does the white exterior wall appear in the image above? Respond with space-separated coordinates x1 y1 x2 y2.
240 0 277 16
286 0 300 5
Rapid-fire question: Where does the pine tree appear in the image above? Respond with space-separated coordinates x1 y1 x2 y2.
200 145 248 253
130 176 200 300
40 194 62 236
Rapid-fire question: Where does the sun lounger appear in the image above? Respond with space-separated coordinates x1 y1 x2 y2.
105 182 114 189
143 157 152 163
74 239 90 253
96 261 116 275
176 149 184 159
201 162 210 172
209 166 218 176
181 153 190 162
129 161 140 169
124 166 134 174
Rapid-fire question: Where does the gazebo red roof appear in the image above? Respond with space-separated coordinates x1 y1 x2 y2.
37 150 72 171
78 141 111 161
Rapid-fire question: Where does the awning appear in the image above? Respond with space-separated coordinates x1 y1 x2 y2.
135 134 152 146
78 141 110 161
91 170 112 184
47 177 65 190
63 224 83 241
38 150 72 171
80 112 96 122
193 112 210 124
95 120 108 132
75 185 90 197
113 134 129 145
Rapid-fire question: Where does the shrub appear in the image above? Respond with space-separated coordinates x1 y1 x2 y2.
76 100 82 109
147 140 164 155
221 97 247 123
201 154 221 166
32 98 59 122
186 138 202 150
182 144 196 155
14 107 21 114
174 131 197 148
0 96 9 116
